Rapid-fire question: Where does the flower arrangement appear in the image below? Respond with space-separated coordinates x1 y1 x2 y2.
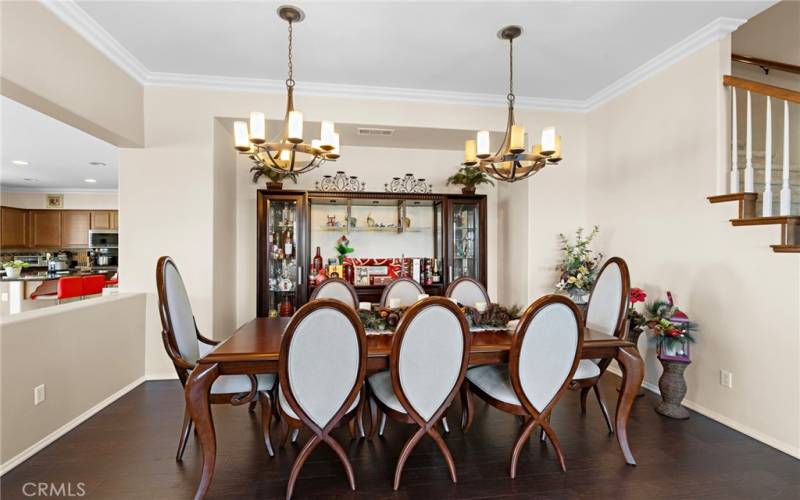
446 166 495 194
555 226 602 299
628 287 647 333
334 235 354 264
645 292 698 354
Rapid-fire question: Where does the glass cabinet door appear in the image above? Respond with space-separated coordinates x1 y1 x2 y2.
260 194 306 317
449 201 481 282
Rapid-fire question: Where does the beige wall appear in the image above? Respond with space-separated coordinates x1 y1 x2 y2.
0 1 144 148
0 191 118 209
587 40 800 457
0 293 146 470
213 120 238 341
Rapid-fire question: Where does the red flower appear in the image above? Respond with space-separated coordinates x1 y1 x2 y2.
667 328 680 337
630 288 646 304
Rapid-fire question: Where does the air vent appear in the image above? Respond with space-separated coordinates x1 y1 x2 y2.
357 127 394 136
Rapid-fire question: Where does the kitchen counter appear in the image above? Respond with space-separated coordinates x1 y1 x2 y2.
1 269 116 282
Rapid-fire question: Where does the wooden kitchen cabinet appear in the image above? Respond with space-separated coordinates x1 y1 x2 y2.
30 210 62 248
91 211 112 229
110 211 118 229
1 207 30 249
61 211 91 247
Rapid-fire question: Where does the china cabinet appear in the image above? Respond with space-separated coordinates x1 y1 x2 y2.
256 189 486 316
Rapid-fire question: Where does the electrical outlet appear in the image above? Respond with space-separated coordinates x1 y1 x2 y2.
34 384 45 405
720 369 733 389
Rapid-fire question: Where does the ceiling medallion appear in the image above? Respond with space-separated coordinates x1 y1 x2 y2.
463 25 562 183
385 174 432 194
315 171 366 192
233 5 339 175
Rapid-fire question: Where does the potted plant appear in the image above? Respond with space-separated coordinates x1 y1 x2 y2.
446 166 494 194
334 235 354 264
2 260 29 279
250 164 298 190
645 292 698 419
554 226 602 304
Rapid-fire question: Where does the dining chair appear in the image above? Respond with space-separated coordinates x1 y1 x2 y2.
277 298 367 499
465 294 584 476
379 277 424 308
310 277 358 309
366 297 470 490
568 256 630 434
156 256 277 460
445 276 490 308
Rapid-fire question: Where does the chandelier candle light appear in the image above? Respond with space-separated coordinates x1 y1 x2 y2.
233 5 339 175
464 26 563 182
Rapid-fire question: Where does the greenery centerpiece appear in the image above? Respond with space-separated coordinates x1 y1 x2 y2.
554 226 602 304
446 166 495 195
460 303 521 328
645 294 698 357
250 164 299 190
2 260 29 279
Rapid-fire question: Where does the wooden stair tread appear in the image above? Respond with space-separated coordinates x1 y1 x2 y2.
730 216 800 226
708 192 758 203
770 245 800 253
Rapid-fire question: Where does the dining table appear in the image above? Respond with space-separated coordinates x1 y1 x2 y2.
184 316 644 499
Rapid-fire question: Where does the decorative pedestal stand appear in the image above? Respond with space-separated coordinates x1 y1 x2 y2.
655 358 691 419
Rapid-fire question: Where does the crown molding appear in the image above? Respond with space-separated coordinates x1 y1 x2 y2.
43 0 745 114
583 17 745 111
0 186 119 194
39 0 149 84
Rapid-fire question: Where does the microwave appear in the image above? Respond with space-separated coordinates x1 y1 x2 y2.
89 230 118 248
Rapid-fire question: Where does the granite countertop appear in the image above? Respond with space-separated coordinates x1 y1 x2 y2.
0 269 116 282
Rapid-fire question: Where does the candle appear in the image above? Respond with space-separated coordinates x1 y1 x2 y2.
417 294 429 301
288 110 303 143
475 301 487 312
320 121 335 149
476 131 490 158
389 298 401 309
327 132 341 159
249 112 265 144
233 121 250 151
541 126 556 154
279 149 291 162
464 139 477 165
359 302 371 311
510 125 525 153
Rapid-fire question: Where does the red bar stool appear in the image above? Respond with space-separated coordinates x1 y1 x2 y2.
57 277 84 303
82 275 106 296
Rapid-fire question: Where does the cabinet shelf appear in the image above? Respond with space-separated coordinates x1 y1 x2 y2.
317 226 432 233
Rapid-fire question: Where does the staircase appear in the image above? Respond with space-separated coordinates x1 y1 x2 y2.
713 71 800 253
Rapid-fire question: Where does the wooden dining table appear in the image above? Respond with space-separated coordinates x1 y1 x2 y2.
185 317 644 499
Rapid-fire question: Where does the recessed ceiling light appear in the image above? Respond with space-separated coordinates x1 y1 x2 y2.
89 162 107 167
23 177 39 182
84 178 97 183
12 160 29 165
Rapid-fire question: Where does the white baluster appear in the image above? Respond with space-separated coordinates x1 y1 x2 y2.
744 90 754 192
763 96 773 216
730 88 739 193
780 100 791 215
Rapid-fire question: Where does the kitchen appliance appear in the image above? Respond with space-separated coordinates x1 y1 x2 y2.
13 254 48 267
89 229 118 248
48 252 71 271
89 247 118 268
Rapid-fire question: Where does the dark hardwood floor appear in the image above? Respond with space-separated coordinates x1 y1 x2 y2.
2 377 798 499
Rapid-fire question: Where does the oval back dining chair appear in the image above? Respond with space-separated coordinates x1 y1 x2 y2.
156 256 277 460
465 295 583 476
445 277 490 308
570 256 630 434
310 277 358 309
379 277 424 308
366 297 470 490
278 298 367 500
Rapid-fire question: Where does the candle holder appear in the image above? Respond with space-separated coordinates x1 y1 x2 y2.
384 173 432 194
315 171 366 192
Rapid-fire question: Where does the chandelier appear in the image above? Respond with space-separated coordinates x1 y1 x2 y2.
463 26 562 182
233 5 339 175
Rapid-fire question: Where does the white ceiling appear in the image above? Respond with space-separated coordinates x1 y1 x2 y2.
73 1 773 102
1 97 119 191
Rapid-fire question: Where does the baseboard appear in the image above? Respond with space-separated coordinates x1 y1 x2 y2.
606 366 800 459
145 372 179 381
0 376 146 476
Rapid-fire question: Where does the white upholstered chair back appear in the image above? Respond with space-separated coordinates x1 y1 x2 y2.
311 278 358 309
381 278 424 308
585 258 628 337
394 300 468 422
514 298 581 414
160 259 201 366
446 278 490 308
283 302 364 429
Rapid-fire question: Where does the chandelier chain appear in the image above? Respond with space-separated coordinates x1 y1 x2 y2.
507 38 514 103
286 20 295 87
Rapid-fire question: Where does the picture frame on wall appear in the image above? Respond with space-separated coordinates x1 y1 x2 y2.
46 194 64 209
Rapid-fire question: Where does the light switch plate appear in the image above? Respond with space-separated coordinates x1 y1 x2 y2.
720 369 733 388
1 292 8 302
34 384 45 405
